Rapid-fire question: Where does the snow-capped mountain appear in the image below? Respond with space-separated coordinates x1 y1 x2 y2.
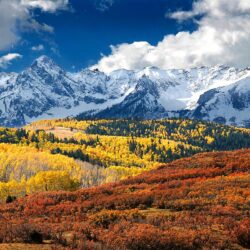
190 76 250 127
94 76 169 119
89 65 250 125
0 56 138 126
0 55 250 127
0 72 18 89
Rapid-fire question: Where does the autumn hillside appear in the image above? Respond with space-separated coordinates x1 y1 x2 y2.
1 118 250 202
0 149 249 249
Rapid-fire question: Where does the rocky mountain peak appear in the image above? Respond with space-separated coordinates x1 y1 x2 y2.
0 56 250 127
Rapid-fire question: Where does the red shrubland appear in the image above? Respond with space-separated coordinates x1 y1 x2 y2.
0 149 249 249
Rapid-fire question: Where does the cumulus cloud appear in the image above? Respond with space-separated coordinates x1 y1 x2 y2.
0 1 23 50
31 44 44 51
0 53 22 69
21 0 69 12
0 0 69 51
93 0 250 73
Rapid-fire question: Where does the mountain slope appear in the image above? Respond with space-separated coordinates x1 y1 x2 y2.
0 56 78 126
95 76 169 119
81 66 250 125
191 76 250 127
0 149 249 249
0 56 250 126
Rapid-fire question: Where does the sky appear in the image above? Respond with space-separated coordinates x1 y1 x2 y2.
0 0 250 73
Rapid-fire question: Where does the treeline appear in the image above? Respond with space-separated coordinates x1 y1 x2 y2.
0 142 147 202
0 118 249 202
25 117 250 172
0 144 81 201
0 125 199 167
29 118 250 151
127 138 198 162
83 119 250 150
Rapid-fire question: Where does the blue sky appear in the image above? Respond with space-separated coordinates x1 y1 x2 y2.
0 0 250 73
0 0 194 72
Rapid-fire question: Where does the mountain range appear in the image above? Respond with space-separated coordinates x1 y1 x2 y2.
0 55 250 127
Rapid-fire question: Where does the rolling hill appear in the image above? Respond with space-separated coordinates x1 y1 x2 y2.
0 149 249 249
0 118 249 202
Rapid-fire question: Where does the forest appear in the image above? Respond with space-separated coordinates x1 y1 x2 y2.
0 149 249 249
0 118 250 201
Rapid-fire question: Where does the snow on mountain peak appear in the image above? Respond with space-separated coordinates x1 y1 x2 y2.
34 55 54 65
30 55 63 76
0 72 18 88
191 75 250 127
0 56 250 127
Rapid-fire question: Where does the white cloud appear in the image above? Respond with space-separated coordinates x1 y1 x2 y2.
92 42 154 72
31 44 44 51
0 0 69 51
21 19 54 34
0 53 22 68
94 0 250 73
21 0 69 12
0 1 24 50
